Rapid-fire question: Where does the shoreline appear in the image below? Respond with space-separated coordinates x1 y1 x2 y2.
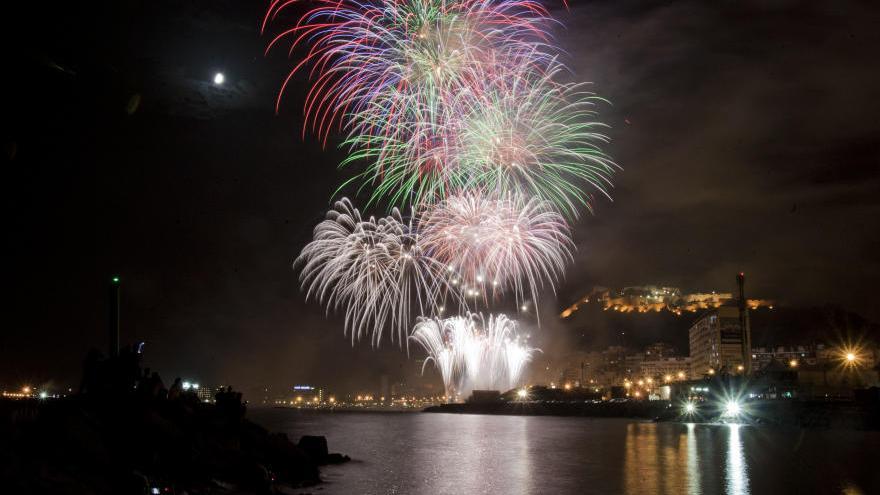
423 400 880 429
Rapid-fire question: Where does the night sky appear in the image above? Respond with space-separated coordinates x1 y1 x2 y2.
4 0 879 395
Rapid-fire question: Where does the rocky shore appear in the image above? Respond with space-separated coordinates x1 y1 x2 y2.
0 395 349 494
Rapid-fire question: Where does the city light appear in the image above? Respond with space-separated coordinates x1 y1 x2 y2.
517 388 528 399
789 359 798 368
724 400 742 418
213 72 225 85
684 402 696 414
846 352 856 362
563 383 571 391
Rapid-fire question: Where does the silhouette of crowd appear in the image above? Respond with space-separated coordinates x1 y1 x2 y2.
78 344 244 419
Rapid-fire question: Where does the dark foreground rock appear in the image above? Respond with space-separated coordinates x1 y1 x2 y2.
0 396 348 494
297 435 351 465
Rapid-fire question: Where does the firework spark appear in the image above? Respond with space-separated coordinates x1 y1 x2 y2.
336 59 617 214
296 198 453 345
420 192 573 308
263 0 554 140
410 313 537 396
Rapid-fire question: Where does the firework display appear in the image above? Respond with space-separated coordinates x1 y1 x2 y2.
266 0 616 389
262 0 554 141
420 193 572 306
296 198 452 345
410 313 537 395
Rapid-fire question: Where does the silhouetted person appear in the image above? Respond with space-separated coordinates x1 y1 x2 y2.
168 378 182 400
135 368 152 400
149 372 166 400
215 386 245 421
79 348 104 394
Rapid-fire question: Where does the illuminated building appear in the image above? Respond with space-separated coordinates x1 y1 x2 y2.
751 346 818 371
291 385 324 403
196 386 217 403
689 305 751 376
560 283 772 318
644 342 677 359
640 357 691 381
560 367 581 387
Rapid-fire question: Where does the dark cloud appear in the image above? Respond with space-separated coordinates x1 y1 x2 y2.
2 0 878 394
555 0 880 318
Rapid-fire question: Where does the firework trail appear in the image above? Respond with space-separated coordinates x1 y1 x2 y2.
262 0 555 140
410 313 537 396
296 198 455 345
343 58 618 214
448 64 618 217
419 192 573 310
262 0 603 210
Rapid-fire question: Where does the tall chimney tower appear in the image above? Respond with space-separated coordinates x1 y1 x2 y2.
109 276 120 357
736 272 752 374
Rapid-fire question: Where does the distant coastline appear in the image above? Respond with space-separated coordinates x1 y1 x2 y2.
424 400 880 429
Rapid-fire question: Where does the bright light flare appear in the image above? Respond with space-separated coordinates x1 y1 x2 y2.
723 400 742 417
684 402 696 414
213 72 225 85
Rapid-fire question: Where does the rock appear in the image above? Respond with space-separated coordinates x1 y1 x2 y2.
297 436 329 463
325 453 350 465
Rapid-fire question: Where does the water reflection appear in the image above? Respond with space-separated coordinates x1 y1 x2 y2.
623 422 690 495
726 424 749 495
686 423 700 495
623 422 752 495
252 411 879 495
413 414 532 495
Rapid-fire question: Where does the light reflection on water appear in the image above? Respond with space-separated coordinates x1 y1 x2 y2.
726 424 749 495
251 410 879 495
686 423 700 494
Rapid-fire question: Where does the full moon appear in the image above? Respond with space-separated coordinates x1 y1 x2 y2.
213 72 225 85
